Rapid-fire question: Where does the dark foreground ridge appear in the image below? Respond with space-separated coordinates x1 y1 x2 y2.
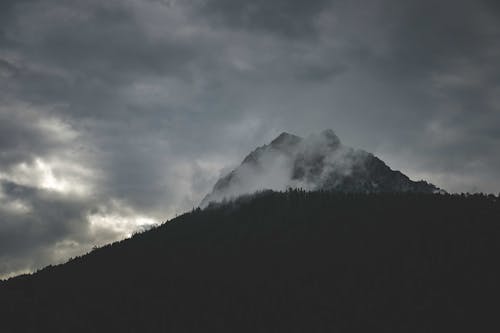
2 190 500 332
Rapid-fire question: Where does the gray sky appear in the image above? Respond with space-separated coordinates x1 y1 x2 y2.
1 0 499 278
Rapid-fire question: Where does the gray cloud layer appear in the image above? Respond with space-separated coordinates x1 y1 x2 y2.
0 0 499 278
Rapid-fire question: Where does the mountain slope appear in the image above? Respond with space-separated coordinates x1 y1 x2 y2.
1 191 500 332
202 130 440 206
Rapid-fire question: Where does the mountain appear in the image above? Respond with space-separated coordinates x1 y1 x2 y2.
202 129 441 206
1 190 500 332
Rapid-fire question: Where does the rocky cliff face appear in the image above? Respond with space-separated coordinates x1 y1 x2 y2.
201 130 441 206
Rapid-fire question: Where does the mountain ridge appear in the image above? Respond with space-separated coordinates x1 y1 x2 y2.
202 130 441 206
2 190 499 332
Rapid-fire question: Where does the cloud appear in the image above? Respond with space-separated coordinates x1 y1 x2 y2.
0 180 92 278
198 0 332 38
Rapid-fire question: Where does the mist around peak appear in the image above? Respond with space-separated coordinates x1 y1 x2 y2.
201 130 440 207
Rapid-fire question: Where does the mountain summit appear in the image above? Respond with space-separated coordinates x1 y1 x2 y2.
201 130 441 206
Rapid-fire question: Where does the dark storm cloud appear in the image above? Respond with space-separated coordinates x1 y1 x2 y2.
0 108 53 167
354 0 500 193
0 180 87 256
0 0 499 277
0 180 90 276
199 0 331 37
0 179 142 278
1 0 200 111
355 0 500 90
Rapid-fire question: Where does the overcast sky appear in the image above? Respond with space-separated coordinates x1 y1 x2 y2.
1 0 499 278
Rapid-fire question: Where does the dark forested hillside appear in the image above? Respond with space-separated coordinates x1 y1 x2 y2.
1 190 500 332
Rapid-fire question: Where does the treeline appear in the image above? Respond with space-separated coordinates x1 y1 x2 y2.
1 190 500 332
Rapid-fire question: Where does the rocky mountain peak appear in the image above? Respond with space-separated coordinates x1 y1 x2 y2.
201 130 441 206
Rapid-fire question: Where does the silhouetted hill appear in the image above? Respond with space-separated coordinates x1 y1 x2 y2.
1 190 500 332
202 130 441 206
